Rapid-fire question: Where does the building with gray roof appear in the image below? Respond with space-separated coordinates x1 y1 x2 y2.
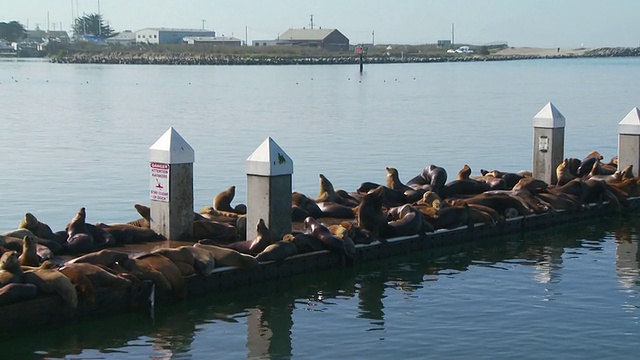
277 28 349 51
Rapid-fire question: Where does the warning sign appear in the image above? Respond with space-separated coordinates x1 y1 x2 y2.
150 162 170 202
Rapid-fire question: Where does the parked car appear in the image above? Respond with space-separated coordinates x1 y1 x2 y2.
455 46 474 54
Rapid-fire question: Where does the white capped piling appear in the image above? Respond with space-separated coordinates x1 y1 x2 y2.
532 102 565 185
246 137 293 241
618 107 640 175
149 127 194 240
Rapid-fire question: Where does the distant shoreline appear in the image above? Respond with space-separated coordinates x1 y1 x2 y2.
48 46 640 66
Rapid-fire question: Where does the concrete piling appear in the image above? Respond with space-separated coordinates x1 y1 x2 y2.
532 102 565 185
149 127 195 240
618 107 640 176
246 137 293 241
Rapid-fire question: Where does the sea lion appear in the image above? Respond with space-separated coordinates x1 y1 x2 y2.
255 240 299 262
356 186 390 241
556 158 576 186
23 268 78 309
577 157 599 177
95 222 165 244
183 246 216 276
193 219 238 243
512 177 549 194
425 203 473 230
457 164 472 180
209 218 274 256
316 202 356 219
303 217 352 261
59 262 132 293
316 174 359 207
292 192 324 219
198 207 240 224
66 249 131 267
213 186 246 215
18 213 57 240
386 167 414 192
18 235 39 267
193 243 260 269
65 207 116 254
152 247 197 276
383 204 427 238
135 253 186 298
0 251 23 286
441 179 490 198
286 233 326 254
0 283 38 306
406 164 448 194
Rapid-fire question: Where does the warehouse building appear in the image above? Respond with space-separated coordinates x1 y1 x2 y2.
135 28 216 44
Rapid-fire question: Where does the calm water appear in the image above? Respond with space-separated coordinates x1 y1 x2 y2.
1 57 640 359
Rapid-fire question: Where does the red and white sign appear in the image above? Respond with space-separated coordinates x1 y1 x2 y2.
150 162 170 202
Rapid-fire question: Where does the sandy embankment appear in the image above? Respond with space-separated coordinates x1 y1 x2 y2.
494 47 591 56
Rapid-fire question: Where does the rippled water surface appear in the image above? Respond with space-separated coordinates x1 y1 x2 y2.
1 58 640 359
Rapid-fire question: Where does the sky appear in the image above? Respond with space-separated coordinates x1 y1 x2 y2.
2 0 639 48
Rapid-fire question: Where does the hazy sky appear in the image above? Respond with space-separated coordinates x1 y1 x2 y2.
2 0 639 48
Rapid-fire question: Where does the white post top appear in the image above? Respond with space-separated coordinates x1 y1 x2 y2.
246 137 293 176
533 102 566 129
149 127 195 164
618 107 640 135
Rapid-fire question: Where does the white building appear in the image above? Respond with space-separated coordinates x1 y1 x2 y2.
105 30 136 45
183 36 242 46
135 28 216 44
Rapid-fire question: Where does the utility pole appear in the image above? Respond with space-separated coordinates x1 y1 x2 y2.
201 19 206 30
309 14 314 29
372 30 375 46
451 23 455 46
245 25 248 46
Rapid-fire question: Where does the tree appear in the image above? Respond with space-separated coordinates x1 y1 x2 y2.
71 13 115 38
0 21 26 42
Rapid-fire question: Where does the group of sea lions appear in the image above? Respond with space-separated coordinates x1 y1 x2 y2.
1 150 638 308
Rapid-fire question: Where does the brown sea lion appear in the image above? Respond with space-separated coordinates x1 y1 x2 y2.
385 167 413 193
255 240 299 262
0 251 23 286
512 177 549 194
213 186 246 215
65 249 130 267
65 207 115 254
286 233 326 253
292 192 323 219
584 150 604 161
152 247 197 277
210 218 274 256
23 268 78 308
441 179 490 198
193 243 260 269
18 235 39 267
183 246 217 276
135 253 186 298
425 203 473 230
383 204 427 238
198 207 240 224
355 186 389 241
406 164 448 194
18 213 57 240
95 222 165 244
193 219 238 243
303 217 352 261
457 164 472 180
316 202 356 219
316 174 359 207
556 158 576 186
0 283 38 306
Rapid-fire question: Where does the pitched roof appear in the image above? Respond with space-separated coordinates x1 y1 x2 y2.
279 28 336 41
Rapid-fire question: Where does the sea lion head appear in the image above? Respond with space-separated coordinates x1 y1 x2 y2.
20 212 40 230
457 165 472 180
0 251 20 271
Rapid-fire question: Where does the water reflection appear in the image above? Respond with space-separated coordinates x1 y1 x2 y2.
2 217 640 358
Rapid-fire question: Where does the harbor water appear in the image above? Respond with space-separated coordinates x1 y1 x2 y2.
0 57 639 359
